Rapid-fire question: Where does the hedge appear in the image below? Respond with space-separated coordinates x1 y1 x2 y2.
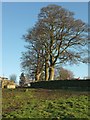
30 79 90 90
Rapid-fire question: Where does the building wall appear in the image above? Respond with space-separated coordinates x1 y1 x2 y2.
0 77 16 88
7 85 16 89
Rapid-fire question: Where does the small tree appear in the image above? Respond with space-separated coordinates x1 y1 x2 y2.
19 73 26 87
56 67 74 80
9 74 17 83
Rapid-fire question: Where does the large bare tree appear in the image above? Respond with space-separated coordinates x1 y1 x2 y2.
21 4 88 81
38 4 88 80
21 26 45 81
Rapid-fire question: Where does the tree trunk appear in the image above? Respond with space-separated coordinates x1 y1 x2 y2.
35 73 41 81
45 60 49 81
49 65 54 80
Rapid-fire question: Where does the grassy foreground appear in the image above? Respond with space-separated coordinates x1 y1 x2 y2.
2 88 89 119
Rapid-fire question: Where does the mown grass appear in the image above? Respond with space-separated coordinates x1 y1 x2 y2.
2 88 90 119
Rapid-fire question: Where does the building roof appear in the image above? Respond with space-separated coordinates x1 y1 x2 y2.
0 76 8 80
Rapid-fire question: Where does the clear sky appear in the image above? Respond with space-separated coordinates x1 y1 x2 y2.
2 2 88 83
0 2 2 77
1 0 89 2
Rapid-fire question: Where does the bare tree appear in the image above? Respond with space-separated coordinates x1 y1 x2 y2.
55 67 74 80
38 4 88 80
21 4 88 81
21 26 45 81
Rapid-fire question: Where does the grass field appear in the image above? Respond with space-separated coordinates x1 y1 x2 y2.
2 88 90 119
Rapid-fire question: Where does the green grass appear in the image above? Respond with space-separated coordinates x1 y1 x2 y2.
2 88 90 119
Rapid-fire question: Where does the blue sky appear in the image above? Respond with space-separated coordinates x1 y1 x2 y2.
2 2 88 82
1 0 89 2
0 2 2 77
